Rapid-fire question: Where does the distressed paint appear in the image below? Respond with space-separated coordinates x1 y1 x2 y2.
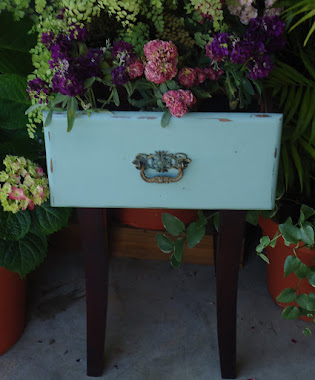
43 111 282 210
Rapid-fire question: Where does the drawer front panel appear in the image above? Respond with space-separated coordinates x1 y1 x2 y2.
44 111 282 210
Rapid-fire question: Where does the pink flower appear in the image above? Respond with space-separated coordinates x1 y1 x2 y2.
178 68 197 88
144 40 178 61
195 68 207 84
9 187 26 201
162 89 196 118
36 166 44 177
127 59 144 79
28 199 35 210
204 67 224 80
145 60 177 84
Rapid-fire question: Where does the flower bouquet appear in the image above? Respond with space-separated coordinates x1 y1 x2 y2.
24 0 286 133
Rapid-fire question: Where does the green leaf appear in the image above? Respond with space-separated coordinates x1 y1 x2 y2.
258 253 270 264
112 87 120 107
0 209 31 241
0 13 36 75
186 221 205 248
162 213 185 236
282 306 302 320
25 103 44 115
173 237 185 262
246 210 260 226
159 82 168 93
290 142 304 191
67 97 78 132
0 233 47 278
303 327 312 336
156 233 174 253
276 288 297 303
284 255 302 277
307 270 315 286
300 223 314 245
297 293 315 312
301 205 315 220
279 218 302 244
44 108 53 127
52 92 69 107
161 109 171 128
295 262 311 279
31 202 71 235
165 80 178 90
170 253 181 268
0 74 30 129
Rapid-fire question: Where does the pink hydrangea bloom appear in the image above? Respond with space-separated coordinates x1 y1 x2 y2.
127 59 144 79
9 187 26 201
36 166 44 177
162 89 196 118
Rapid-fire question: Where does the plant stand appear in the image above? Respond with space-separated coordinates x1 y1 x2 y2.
44 111 282 378
77 208 246 378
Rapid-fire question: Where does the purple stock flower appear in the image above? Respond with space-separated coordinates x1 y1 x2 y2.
206 33 230 62
111 66 129 85
27 78 51 103
51 49 103 97
248 55 273 80
41 31 55 47
50 33 72 61
69 24 88 42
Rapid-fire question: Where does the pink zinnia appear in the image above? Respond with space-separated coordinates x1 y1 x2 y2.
9 187 26 201
145 60 177 84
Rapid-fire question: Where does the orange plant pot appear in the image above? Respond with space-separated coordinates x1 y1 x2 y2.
259 216 315 322
0 267 27 355
111 208 198 230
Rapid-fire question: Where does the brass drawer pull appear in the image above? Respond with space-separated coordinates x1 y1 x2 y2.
133 151 191 183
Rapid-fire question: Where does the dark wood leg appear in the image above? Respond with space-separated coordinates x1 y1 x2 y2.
216 210 246 379
77 208 109 377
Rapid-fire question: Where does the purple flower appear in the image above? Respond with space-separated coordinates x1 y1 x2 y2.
27 78 51 103
248 55 273 80
69 24 88 42
51 49 103 97
41 31 55 47
206 33 230 62
111 41 134 58
56 8 65 20
111 66 129 85
50 33 72 61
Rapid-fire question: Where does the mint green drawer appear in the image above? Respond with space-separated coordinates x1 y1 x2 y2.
44 111 282 210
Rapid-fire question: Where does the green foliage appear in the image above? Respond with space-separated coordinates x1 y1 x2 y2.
0 233 47 278
156 210 211 268
258 204 315 333
0 201 71 277
0 74 30 130
0 12 36 76
31 202 72 235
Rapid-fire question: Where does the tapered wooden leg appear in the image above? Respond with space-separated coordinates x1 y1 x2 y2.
216 210 246 379
77 208 109 377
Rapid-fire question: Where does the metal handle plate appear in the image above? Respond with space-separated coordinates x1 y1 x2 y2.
132 151 191 183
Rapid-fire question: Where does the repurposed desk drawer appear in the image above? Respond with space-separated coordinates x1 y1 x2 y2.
44 111 282 210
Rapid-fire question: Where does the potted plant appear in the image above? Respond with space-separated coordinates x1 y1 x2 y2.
0 155 71 354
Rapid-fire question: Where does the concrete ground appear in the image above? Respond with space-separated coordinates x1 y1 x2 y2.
0 228 314 380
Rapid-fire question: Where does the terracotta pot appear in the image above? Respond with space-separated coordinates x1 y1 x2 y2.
0 267 26 355
259 216 315 321
111 208 198 230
